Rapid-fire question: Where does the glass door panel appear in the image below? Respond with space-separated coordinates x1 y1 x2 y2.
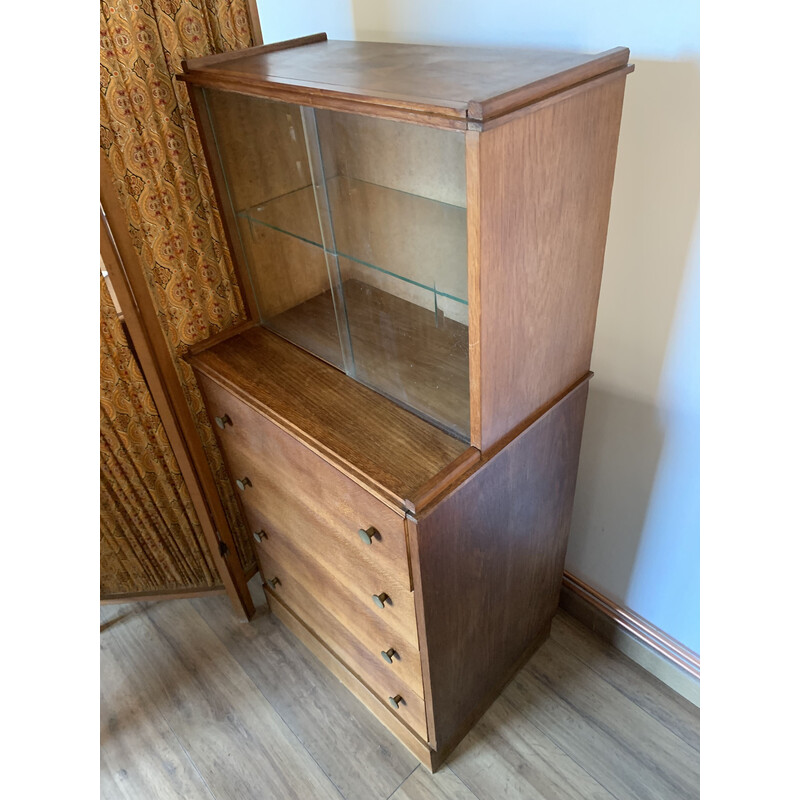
203 89 470 439
315 110 469 438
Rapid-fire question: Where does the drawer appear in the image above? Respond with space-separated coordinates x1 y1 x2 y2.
252 506 423 696
257 544 428 739
199 374 412 590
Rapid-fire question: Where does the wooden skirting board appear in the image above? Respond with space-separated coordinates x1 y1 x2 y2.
560 571 700 707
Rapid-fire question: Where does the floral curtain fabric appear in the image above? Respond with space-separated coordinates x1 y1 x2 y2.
101 277 220 596
100 0 256 573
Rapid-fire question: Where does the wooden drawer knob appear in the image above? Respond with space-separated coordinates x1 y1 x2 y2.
358 526 378 545
381 648 397 664
372 592 390 609
235 477 252 491
214 414 232 430
388 695 404 709
253 530 267 543
265 576 281 590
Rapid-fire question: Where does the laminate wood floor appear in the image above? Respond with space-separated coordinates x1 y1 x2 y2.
100 578 699 800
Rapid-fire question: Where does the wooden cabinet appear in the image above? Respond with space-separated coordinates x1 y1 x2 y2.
180 33 632 770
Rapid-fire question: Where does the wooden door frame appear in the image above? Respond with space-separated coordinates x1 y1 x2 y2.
245 0 263 46
101 155 255 620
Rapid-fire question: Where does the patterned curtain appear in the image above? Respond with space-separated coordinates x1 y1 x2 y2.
101 277 220 596
100 0 256 571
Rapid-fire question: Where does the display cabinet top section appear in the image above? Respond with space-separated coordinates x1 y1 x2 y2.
180 33 631 128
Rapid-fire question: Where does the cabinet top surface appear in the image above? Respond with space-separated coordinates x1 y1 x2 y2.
182 35 630 123
189 326 472 511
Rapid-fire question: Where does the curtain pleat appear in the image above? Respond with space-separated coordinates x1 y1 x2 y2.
101 277 220 595
100 0 256 571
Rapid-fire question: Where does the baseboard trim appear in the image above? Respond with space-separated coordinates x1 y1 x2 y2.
560 572 699 705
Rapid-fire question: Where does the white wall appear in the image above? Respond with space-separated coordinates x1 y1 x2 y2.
256 1 700 654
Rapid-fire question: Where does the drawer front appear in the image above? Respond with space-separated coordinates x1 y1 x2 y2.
258 543 428 739
199 375 412 591
252 505 423 696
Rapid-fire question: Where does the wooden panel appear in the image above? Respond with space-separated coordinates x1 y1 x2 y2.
259 546 427 739
188 327 470 509
254 529 421 691
182 40 629 126
316 108 466 207
476 75 627 449
409 380 589 752
101 157 254 620
198 374 411 576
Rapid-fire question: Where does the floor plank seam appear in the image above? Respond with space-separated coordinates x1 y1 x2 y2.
552 619 700 753
545 637 700 778
483 679 629 800
440 765 483 800
524 667 694 800
165 710 222 800
385 764 420 800
179 603 351 800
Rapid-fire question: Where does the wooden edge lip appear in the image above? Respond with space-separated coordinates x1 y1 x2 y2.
562 571 700 679
467 47 632 123
180 32 327 73
404 447 481 516
412 372 594 520
185 320 259 359
176 70 469 130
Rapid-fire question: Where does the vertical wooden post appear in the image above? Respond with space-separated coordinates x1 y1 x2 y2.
101 155 255 620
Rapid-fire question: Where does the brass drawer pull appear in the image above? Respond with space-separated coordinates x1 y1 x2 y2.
253 530 267 543
214 414 232 430
388 695 404 710
265 576 281 590
236 477 252 491
358 526 378 545
381 648 397 664
372 592 390 609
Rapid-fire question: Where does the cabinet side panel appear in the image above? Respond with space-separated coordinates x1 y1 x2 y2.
478 76 627 449
411 381 589 752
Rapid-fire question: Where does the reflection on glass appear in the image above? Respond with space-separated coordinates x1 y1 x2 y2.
203 89 469 440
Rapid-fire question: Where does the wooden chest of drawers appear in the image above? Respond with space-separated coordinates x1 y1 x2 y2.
190 326 590 770
200 374 427 737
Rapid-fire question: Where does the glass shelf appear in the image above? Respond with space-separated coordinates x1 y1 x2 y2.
238 176 468 315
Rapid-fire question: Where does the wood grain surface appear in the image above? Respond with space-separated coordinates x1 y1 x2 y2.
188 326 470 509
100 585 699 799
474 75 627 449
260 546 428 739
268 279 470 439
194 584 422 800
254 527 422 689
100 600 343 800
409 380 589 753
181 39 630 129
